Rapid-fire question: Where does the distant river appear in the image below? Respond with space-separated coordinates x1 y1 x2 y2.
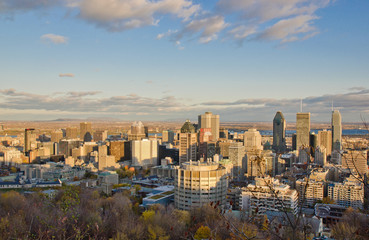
230 129 369 136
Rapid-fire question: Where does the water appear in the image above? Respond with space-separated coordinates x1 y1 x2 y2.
229 129 369 136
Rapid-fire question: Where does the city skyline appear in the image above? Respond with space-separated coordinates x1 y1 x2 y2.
1 0 369 121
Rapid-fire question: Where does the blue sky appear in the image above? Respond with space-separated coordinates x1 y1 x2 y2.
0 0 369 122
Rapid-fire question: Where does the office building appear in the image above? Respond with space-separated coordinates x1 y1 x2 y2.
174 160 228 210
272 111 287 152
181 119 196 133
198 112 220 140
66 127 78 139
310 132 318 151
80 122 92 141
179 132 197 164
219 127 228 139
229 142 246 179
217 141 231 158
158 144 179 164
314 146 327 166
296 112 310 151
199 128 213 143
243 129 262 151
318 129 332 156
332 110 342 151
131 139 158 167
162 130 175 143
51 130 63 143
128 121 146 141
24 128 36 156
179 120 197 164
109 141 131 162
93 130 108 142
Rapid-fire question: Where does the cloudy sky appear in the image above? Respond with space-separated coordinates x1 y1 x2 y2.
0 0 368 122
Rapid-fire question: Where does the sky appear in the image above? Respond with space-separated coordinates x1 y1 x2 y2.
0 0 369 123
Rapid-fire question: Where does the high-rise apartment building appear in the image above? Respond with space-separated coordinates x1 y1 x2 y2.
243 129 262 152
240 177 298 216
131 139 158 167
272 111 287 152
198 112 220 140
328 176 364 209
296 178 325 208
174 160 228 210
296 112 310 151
80 122 92 141
341 150 368 175
332 110 342 151
317 129 332 156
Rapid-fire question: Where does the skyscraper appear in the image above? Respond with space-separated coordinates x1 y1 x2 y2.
272 111 286 152
332 110 342 151
243 129 262 151
131 139 159 167
80 122 92 141
179 133 197 164
66 127 78 139
229 142 246 179
317 129 332 155
179 120 197 164
296 112 310 151
198 112 220 140
128 121 146 141
24 128 36 156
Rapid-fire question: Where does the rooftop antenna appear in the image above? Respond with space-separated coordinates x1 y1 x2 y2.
300 98 303 112
331 99 334 112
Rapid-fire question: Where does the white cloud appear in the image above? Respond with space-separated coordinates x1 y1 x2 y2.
174 15 228 43
257 15 318 42
41 34 68 44
217 0 332 44
71 0 200 32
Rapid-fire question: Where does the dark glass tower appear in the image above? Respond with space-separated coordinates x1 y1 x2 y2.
273 111 287 152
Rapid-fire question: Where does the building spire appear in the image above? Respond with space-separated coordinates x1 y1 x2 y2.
331 99 334 112
300 98 303 112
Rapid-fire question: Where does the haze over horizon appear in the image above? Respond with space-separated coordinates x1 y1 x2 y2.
1 0 368 122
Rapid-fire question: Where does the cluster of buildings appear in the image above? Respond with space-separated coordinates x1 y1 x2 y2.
0 109 367 238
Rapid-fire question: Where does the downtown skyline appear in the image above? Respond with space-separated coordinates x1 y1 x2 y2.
1 0 369 122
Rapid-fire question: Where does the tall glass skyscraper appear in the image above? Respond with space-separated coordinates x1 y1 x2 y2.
296 112 310 151
332 110 342 151
273 111 286 152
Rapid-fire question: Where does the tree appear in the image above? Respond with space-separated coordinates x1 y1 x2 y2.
194 226 211 240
